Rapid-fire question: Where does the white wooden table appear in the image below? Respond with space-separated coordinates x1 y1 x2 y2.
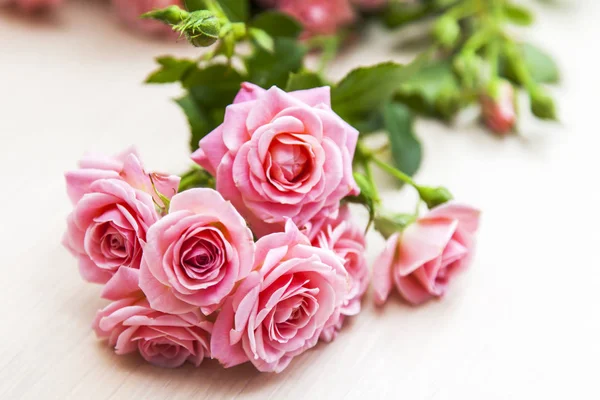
1 1 598 398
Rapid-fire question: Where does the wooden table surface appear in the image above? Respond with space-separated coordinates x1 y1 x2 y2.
1 1 598 399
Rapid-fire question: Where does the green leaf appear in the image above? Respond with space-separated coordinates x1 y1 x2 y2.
216 0 248 22
522 43 559 83
178 64 245 150
285 72 325 91
383 102 422 177
501 43 559 85
503 3 534 26
246 38 306 89
183 64 245 107
249 27 274 53
175 94 214 151
384 2 431 28
145 56 195 84
393 60 462 119
332 62 416 128
184 0 248 21
251 11 303 38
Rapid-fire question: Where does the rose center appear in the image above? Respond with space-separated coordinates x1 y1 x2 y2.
270 141 311 183
100 227 127 259
178 228 227 283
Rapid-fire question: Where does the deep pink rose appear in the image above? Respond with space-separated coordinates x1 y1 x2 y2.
192 83 359 237
65 147 180 209
262 0 355 36
139 188 255 315
63 179 159 284
312 205 369 341
372 203 480 305
1 0 62 12
480 80 517 135
93 268 212 368
211 221 349 373
112 0 182 37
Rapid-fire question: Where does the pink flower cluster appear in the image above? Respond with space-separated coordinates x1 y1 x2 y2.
64 84 479 372
0 0 62 12
2 0 181 37
261 0 388 36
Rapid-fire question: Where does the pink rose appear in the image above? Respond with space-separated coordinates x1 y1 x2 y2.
139 188 255 315
211 221 349 372
265 0 355 36
192 83 359 238
1 0 62 12
112 0 182 37
372 203 480 305
63 179 159 284
65 147 180 209
93 268 212 368
312 206 369 341
480 80 517 135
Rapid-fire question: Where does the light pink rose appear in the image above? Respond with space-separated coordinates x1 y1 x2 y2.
63 179 159 284
93 268 212 368
192 83 359 238
65 147 180 209
1 0 62 12
372 203 480 305
263 0 356 36
312 205 369 342
112 0 182 37
139 188 255 315
211 220 349 373
480 80 517 135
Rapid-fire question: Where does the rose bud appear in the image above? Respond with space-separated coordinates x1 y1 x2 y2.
480 79 517 135
175 10 220 47
94 268 212 368
139 188 255 315
211 220 349 373
140 4 188 25
63 179 159 284
372 202 480 306
65 147 180 209
529 87 557 120
112 0 183 37
192 82 359 238
311 206 369 342
432 15 461 49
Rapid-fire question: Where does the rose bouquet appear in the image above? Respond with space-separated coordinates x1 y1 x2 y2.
62 0 490 372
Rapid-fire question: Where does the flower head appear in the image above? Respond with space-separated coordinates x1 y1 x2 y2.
372 203 480 305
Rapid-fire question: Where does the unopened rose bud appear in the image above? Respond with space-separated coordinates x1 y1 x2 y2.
432 15 460 49
480 79 517 135
417 186 454 209
435 86 461 120
453 53 484 89
529 88 557 120
175 10 221 47
141 5 189 25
